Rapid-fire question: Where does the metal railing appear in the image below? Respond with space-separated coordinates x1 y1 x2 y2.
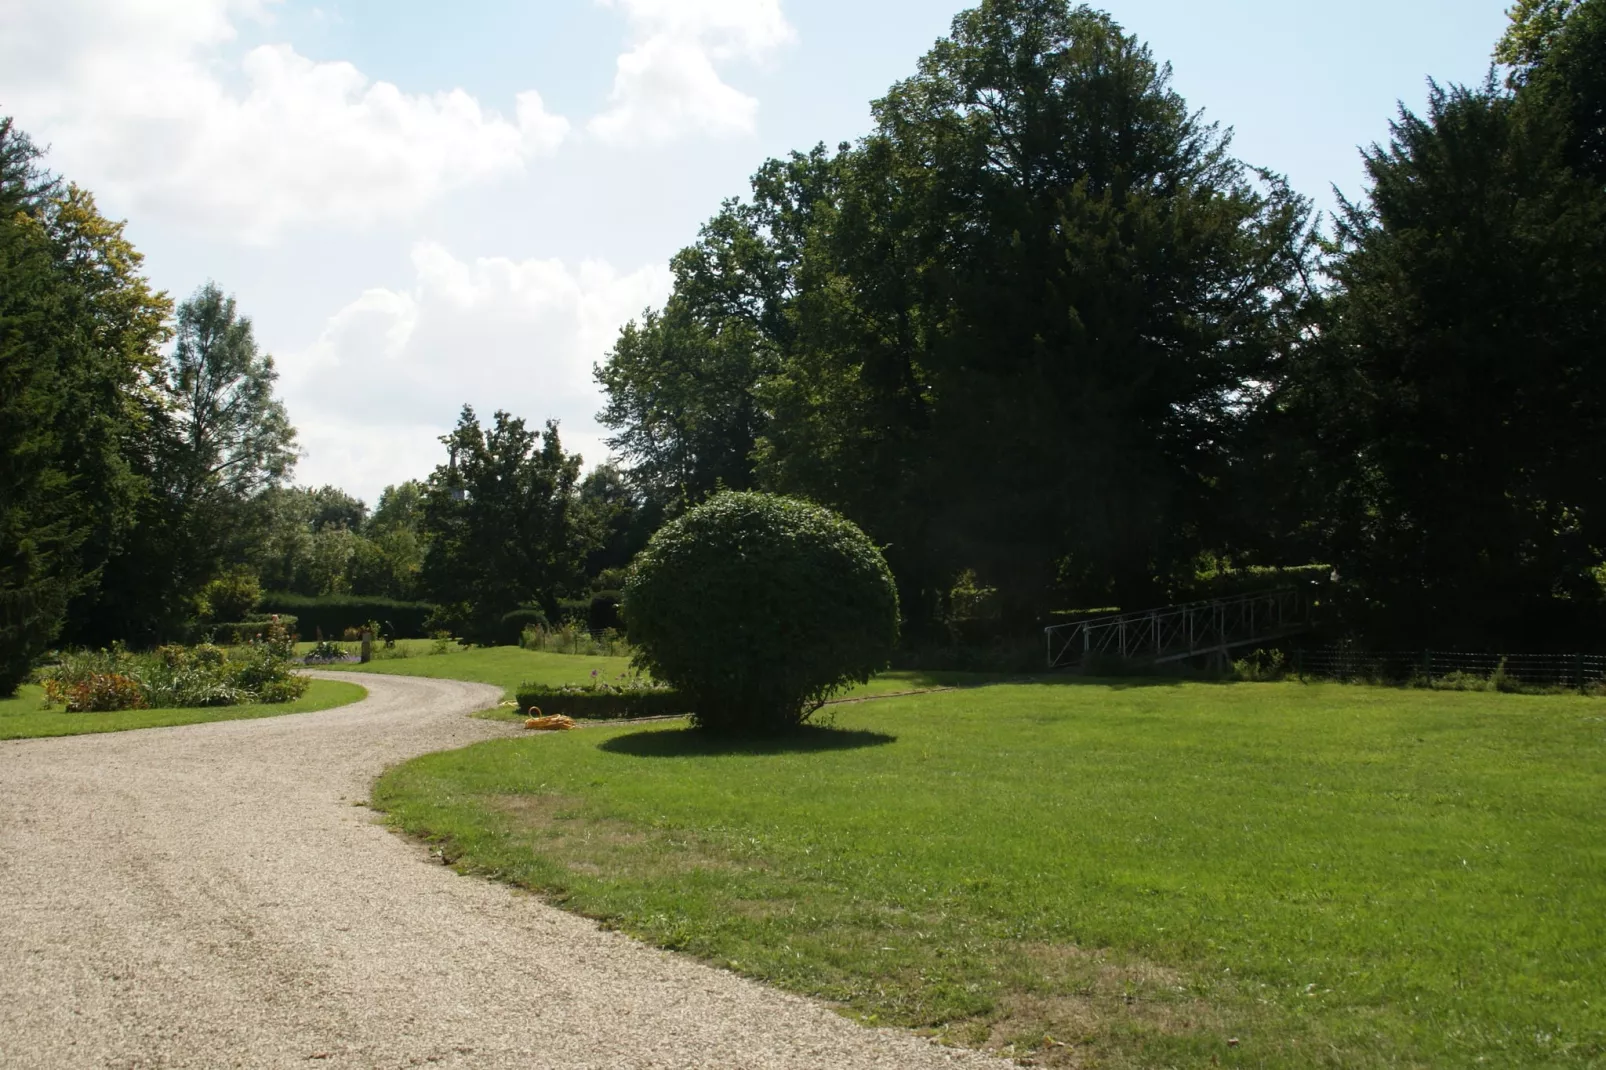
1045 587 1310 669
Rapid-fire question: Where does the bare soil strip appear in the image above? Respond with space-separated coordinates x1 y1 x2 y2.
0 671 1004 1069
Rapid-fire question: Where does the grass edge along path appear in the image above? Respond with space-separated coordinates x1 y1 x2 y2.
0 679 367 740
372 680 1606 1069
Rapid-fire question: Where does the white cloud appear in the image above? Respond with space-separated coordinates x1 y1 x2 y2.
0 0 568 242
590 0 794 145
280 242 673 501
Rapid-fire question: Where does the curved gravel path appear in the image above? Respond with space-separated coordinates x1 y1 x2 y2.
0 671 1007 1069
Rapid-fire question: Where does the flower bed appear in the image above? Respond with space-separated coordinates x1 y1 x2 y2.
40 623 308 712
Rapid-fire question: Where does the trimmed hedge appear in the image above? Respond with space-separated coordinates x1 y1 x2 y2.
210 616 298 645
623 492 899 732
588 591 622 632
514 685 688 720
498 608 548 647
258 593 436 639
1176 564 1331 602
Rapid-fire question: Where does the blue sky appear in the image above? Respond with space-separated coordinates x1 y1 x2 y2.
1 0 1512 503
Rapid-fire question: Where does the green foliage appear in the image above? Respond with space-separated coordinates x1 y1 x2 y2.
516 675 682 719
623 491 899 732
497 608 548 648
597 2 1316 631
208 615 297 646
304 639 350 663
77 282 298 646
520 622 632 658
197 566 262 623
40 626 306 711
0 118 173 692
1282 72 1606 646
258 593 433 640
1498 0 1582 71
421 406 591 646
1510 0 1606 180
1231 648 1291 682
1174 563 1331 603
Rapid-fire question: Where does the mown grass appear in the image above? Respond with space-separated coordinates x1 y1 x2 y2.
328 645 636 699
373 679 1606 1068
331 643 981 709
0 678 366 740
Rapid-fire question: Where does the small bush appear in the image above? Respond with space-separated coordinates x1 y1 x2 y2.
1232 648 1290 682
519 622 632 657
50 673 149 713
198 568 263 624
304 640 351 664
210 616 298 646
588 591 622 633
498 608 548 648
623 491 900 733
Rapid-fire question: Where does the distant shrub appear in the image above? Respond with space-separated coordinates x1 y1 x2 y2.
520 622 632 657
588 591 622 633
498 608 548 648
304 640 351 664
623 492 899 733
258 593 435 640
1232 648 1290 682
198 568 263 624
554 597 591 625
210 616 297 646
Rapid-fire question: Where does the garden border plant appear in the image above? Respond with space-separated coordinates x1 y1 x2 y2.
39 620 309 712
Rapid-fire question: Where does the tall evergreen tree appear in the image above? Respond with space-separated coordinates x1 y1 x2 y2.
1283 69 1606 645
421 408 589 643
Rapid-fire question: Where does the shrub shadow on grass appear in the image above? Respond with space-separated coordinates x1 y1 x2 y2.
600 724 897 758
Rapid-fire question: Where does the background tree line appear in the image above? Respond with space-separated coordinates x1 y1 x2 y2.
595 0 1606 651
0 118 651 692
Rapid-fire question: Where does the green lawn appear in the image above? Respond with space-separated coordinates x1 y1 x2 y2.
0 679 366 740
373 679 1606 1068
328 645 637 698
330 643 981 707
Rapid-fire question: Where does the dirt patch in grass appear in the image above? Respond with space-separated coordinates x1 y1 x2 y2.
956 943 1227 1066
485 793 747 878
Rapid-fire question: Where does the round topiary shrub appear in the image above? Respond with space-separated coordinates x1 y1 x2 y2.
622 491 900 733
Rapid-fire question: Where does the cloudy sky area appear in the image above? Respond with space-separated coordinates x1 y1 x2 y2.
2 0 1510 504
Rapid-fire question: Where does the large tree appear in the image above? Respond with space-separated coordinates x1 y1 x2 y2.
600 1 1315 628
1280 59 1606 646
76 283 298 643
0 119 171 690
421 407 589 643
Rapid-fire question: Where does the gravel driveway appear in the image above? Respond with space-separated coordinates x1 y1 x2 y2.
0 671 1007 1069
